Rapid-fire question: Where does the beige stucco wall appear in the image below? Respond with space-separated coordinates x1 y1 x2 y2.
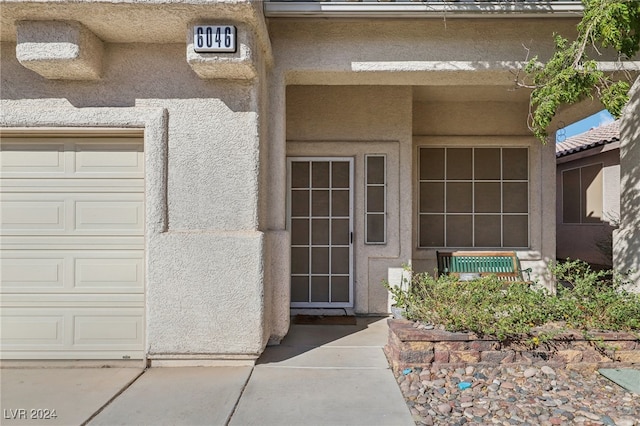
412 99 555 288
615 77 640 290
556 148 620 267
3 7 617 360
1 41 270 360
286 85 413 314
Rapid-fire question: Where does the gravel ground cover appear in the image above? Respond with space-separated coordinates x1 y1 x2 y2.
396 364 639 426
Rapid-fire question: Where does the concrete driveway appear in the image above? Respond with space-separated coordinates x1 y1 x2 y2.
1 317 413 426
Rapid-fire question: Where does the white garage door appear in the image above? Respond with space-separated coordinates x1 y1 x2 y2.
1 135 145 360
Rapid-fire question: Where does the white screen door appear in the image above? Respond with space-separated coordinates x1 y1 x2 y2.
288 158 353 308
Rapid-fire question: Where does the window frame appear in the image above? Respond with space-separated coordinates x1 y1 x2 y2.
364 154 387 245
561 162 604 225
417 146 530 249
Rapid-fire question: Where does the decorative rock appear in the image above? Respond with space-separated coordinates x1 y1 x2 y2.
524 367 538 378
393 364 639 426
438 403 452 414
541 366 556 376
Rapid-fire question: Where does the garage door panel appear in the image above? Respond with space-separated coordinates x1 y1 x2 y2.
1 193 144 236
1 178 144 192
2 251 144 293
1 257 65 290
1 200 65 231
0 237 144 250
75 257 143 291
1 308 143 357
74 314 142 345
0 135 144 360
1 294 144 306
75 143 143 175
1 314 64 344
0 142 65 173
75 200 144 232
1 137 143 179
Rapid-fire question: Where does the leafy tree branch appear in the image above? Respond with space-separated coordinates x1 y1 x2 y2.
517 0 640 142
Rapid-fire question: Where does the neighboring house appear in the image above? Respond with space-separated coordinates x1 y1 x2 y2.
0 0 626 363
556 121 620 268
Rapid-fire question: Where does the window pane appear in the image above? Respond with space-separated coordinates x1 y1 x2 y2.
420 182 444 213
291 276 309 303
420 148 444 180
332 161 350 188
474 148 501 180
291 219 309 245
475 182 501 213
331 276 350 303
311 276 329 302
367 214 385 243
366 156 385 184
367 186 385 212
291 247 309 274
446 182 472 213
446 215 472 247
291 162 309 188
503 148 528 180
503 215 528 247
562 168 580 224
291 190 309 217
331 219 350 245
420 215 444 247
311 219 329 245
447 148 472 180
474 215 501 247
312 190 329 216
311 247 329 274
332 190 349 216
582 164 603 223
331 247 350 274
503 182 528 213
312 162 330 187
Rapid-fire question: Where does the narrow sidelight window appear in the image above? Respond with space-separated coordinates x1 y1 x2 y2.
365 155 386 244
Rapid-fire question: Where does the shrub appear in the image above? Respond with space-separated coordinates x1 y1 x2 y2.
384 260 640 342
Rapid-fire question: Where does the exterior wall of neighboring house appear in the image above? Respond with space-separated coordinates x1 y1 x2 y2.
615 78 640 291
556 145 620 267
1 0 623 362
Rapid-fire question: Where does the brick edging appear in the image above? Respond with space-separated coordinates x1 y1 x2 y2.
385 319 640 372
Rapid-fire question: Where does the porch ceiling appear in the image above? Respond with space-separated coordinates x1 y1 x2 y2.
412 85 531 103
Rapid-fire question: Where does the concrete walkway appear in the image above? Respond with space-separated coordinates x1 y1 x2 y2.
1 317 413 426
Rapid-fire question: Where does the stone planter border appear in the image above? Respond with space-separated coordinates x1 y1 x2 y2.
385 319 640 373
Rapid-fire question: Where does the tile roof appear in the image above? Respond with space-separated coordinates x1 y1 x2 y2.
555 120 620 158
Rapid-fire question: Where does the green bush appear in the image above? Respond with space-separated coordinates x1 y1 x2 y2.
384 260 640 343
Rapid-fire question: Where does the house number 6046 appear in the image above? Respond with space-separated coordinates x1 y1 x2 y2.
193 26 237 53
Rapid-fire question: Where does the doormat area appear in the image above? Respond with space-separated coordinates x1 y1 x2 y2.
599 368 640 395
293 315 357 325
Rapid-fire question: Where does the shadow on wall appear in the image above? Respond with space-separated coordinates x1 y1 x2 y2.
615 77 640 288
1 43 255 112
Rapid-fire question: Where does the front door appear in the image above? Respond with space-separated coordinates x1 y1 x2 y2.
288 158 353 308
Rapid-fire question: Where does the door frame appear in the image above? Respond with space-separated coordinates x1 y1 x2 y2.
286 157 354 308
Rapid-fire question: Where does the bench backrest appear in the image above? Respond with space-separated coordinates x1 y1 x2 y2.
437 251 527 282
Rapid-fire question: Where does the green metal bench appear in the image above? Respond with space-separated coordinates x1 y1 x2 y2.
437 251 532 282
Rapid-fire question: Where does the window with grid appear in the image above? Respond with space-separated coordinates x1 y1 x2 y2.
562 163 603 224
365 155 386 244
418 147 529 248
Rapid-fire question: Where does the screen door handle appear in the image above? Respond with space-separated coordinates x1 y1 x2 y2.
350 232 353 244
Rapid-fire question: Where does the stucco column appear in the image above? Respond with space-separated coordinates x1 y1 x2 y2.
264 72 290 344
614 77 640 290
